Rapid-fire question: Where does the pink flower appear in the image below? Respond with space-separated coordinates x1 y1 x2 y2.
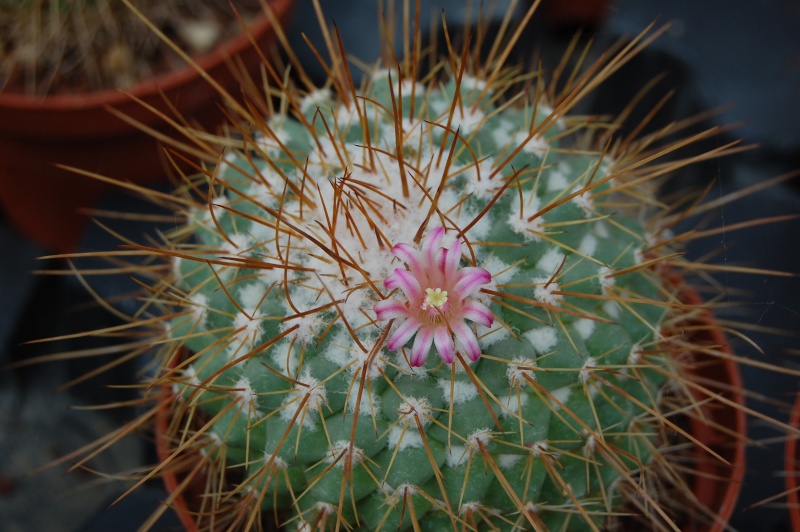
374 227 494 366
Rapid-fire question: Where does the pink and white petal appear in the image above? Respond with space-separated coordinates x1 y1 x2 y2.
459 301 494 327
410 327 435 367
441 238 462 280
391 243 422 274
452 321 482 362
453 267 492 298
386 318 422 351
433 326 455 364
374 299 411 321
421 227 445 267
384 268 422 301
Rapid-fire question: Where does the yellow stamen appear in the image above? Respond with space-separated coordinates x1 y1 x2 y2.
422 287 448 310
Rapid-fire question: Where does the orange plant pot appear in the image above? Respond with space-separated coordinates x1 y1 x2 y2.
677 281 746 530
0 0 294 254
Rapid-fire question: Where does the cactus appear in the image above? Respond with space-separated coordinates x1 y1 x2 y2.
43 2 795 531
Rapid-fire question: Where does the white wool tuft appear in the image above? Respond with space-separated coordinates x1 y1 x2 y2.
221 233 253 256
536 247 563 275
466 428 493 450
583 435 597 457
172 257 183 283
463 157 499 201
532 277 563 306
572 191 594 217
254 125 290 154
516 131 549 157
347 388 381 417
232 377 259 419
506 357 537 387
497 454 523 470
451 106 487 134
279 370 326 429
546 163 571 192
628 343 642 365
397 396 433 427
491 119 514 147
599 266 616 295
388 426 423 450
229 309 264 358
263 451 287 470
475 322 510 347
577 234 598 257
438 379 479 405
594 220 610 238
529 441 549 457
269 339 300 377
299 88 331 115
327 440 365 468
508 195 544 242
459 74 488 92
579 357 597 384
497 392 529 417
445 445 468 468
549 386 572 408
188 293 209 326
603 300 620 319
238 283 268 311
573 319 596 340
523 327 558 353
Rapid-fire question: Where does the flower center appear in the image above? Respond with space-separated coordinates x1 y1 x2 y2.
421 287 448 311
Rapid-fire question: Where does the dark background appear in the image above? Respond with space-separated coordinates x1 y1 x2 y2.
1 0 799 530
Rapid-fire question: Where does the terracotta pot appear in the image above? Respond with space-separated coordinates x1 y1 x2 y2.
154 281 746 530
676 280 746 531
154 387 201 532
786 393 800 530
0 0 294 254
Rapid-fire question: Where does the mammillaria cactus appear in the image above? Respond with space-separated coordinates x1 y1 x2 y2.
43 1 795 531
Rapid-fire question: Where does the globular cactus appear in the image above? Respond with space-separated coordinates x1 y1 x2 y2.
66 2 758 531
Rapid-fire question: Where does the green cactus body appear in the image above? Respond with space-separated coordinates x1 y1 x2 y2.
161 41 682 530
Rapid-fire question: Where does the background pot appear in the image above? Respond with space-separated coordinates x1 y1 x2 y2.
677 280 746 531
0 0 294 254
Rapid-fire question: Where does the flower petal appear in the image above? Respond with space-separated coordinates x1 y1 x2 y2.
452 321 481 362
374 299 410 321
460 301 494 327
384 268 422 302
386 318 422 351
421 227 445 268
441 238 462 280
433 325 455 364
453 267 492 299
410 326 435 367
391 242 421 274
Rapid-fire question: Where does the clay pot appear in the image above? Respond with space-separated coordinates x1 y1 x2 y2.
154 280 746 530
677 280 746 530
785 394 800 530
0 0 294 254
